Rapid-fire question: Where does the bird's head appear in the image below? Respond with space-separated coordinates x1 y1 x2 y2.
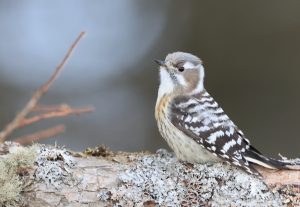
155 52 205 96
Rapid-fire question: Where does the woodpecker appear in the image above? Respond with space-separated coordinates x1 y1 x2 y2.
155 51 298 175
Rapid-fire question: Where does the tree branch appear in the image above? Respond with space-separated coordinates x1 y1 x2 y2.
18 106 93 128
0 32 86 143
13 125 66 145
0 143 299 207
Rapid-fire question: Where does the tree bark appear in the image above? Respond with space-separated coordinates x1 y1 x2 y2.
0 142 299 207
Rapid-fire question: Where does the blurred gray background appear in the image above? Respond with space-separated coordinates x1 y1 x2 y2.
0 1 300 158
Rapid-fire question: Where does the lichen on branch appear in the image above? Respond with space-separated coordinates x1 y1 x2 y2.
0 142 299 207
0 143 37 207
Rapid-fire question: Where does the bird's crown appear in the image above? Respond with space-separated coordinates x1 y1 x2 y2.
165 52 202 67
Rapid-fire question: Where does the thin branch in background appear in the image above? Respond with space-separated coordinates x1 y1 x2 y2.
19 105 94 128
14 124 66 145
0 32 87 143
32 104 71 112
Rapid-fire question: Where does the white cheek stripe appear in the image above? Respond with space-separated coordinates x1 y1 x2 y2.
190 65 205 94
183 61 196 69
157 68 174 99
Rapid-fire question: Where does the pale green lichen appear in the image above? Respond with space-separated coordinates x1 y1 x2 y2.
0 145 37 207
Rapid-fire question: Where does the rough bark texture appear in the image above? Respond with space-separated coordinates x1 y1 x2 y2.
0 142 299 207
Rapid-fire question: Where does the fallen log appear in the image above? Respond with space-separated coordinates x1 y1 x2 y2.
0 142 299 207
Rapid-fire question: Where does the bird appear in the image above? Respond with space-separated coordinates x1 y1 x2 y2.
154 51 298 175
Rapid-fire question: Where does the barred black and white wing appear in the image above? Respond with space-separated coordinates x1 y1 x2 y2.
169 91 259 174
169 91 300 174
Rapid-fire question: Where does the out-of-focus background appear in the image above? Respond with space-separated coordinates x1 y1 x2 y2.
0 1 300 157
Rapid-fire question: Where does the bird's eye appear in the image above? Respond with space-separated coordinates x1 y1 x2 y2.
178 66 185 72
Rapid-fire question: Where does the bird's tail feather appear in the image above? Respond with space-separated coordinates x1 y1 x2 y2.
245 146 300 170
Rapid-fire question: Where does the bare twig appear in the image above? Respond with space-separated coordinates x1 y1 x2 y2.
32 104 71 112
19 106 93 128
14 124 66 145
0 32 86 142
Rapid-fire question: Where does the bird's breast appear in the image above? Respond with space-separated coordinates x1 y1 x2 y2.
155 95 170 121
155 95 220 163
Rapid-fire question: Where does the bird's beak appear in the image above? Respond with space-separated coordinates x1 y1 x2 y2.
155 59 166 67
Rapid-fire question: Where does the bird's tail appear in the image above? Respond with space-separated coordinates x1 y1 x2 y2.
244 146 300 170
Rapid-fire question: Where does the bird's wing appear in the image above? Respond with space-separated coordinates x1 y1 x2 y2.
169 93 259 175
